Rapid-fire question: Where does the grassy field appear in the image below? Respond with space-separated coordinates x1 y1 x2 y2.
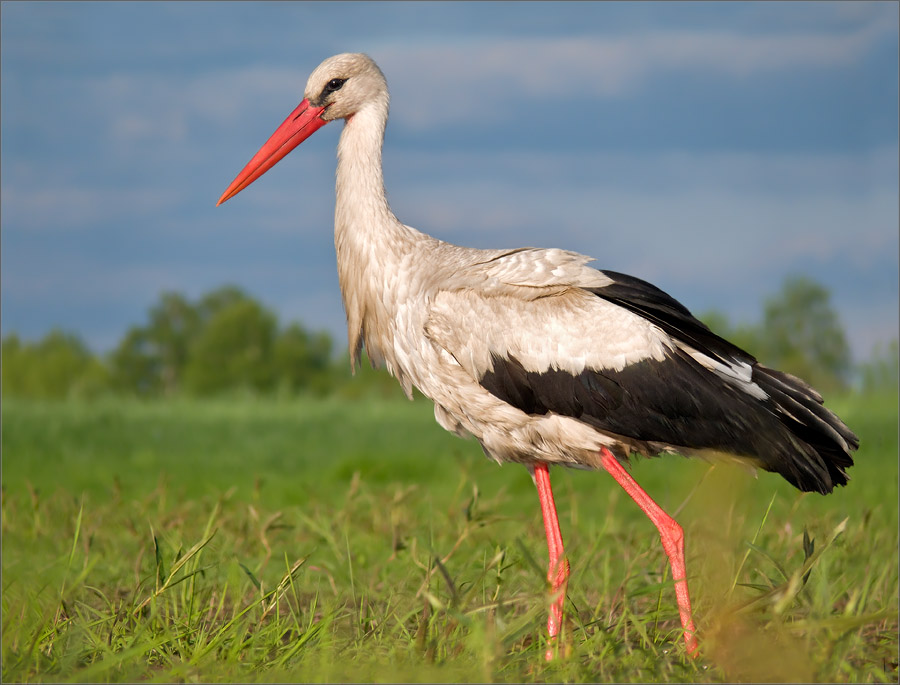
2 391 898 682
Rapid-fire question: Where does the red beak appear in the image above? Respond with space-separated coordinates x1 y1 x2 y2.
217 99 329 206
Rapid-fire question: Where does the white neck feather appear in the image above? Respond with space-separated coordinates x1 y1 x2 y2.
333 97 418 378
335 101 394 236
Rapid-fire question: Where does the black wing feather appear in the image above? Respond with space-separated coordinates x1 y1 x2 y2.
592 270 754 365
478 270 858 494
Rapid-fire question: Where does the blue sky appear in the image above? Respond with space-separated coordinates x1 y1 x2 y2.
2 1 897 364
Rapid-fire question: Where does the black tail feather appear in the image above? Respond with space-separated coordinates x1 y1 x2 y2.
752 365 857 494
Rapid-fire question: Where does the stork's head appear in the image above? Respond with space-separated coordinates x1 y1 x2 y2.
306 53 388 121
217 53 386 206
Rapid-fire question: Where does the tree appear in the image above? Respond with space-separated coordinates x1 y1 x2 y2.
859 339 899 394
273 323 335 394
1 334 25 394
699 276 852 392
109 326 163 396
759 276 851 391
2 330 108 399
698 310 764 360
146 292 199 395
108 285 260 396
184 297 278 395
196 286 251 324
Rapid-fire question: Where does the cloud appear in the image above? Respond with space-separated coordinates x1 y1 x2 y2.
1 183 185 232
384 145 898 351
2 1 895 363
0 66 309 164
388 144 898 196
87 66 309 150
373 17 895 128
399 182 896 281
388 144 898 241
4 143 895 361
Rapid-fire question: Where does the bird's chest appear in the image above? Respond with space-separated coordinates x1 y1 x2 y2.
365 303 439 404
341 251 434 395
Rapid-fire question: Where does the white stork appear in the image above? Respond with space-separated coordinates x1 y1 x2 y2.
217 53 858 659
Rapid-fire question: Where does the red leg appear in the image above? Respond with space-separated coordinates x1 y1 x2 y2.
599 447 699 656
531 462 570 660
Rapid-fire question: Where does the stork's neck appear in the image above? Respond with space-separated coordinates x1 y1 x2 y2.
334 101 402 249
333 99 421 373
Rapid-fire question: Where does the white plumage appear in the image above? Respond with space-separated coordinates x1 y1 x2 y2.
218 52 857 660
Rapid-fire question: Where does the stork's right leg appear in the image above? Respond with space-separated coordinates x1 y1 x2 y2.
598 447 699 656
531 462 570 661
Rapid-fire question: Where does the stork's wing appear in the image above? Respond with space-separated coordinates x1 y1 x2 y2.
424 256 855 493
446 248 753 365
589 270 756 367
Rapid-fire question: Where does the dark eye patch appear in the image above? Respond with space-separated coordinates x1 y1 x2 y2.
323 78 347 95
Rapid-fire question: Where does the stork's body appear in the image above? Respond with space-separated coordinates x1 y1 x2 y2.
219 53 858 659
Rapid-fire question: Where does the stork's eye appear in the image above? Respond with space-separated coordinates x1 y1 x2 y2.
324 78 347 94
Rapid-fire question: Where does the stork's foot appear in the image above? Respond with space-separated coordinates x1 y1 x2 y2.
531 463 570 661
598 447 700 658
544 554 570 660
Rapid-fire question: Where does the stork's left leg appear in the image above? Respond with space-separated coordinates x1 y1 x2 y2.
598 447 699 656
531 462 570 661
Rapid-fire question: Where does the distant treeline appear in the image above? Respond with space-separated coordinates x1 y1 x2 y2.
2 277 897 400
1 286 401 401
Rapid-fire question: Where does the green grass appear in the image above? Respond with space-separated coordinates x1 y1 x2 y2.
2 392 897 682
